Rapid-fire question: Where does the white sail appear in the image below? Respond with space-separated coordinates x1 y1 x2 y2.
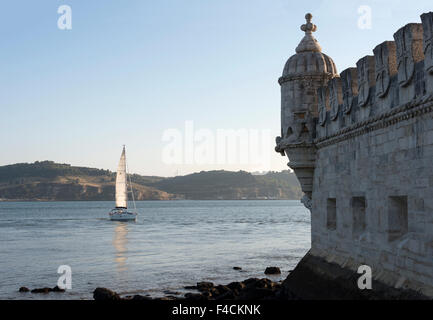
115 146 128 208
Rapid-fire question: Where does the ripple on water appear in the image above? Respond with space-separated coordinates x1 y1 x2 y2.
0 200 310 299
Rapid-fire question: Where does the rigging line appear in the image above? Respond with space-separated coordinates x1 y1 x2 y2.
126 158 137 212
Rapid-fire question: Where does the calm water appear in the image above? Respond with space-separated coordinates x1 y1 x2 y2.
0 200 310 300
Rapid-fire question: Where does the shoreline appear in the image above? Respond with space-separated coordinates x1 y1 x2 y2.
92 252 431 301
0 199 301 202
16 252 431 300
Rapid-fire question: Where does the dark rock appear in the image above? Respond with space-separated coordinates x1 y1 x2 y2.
184 285 197 290
238 287 275 300
19 287 30 292
208 285 231 298
214 291 235 300
215 285 231 295
196 281 214 292
51 286 65 292
227 281 245 292
131 295 152 300
31 287 51 294
201 291 212 298
163 290 180 295
184 292 208 301
243 278 260 287
233 267 242 270
264 267 281 275
93 287 121 301
256 278 273 289
280 252 430 300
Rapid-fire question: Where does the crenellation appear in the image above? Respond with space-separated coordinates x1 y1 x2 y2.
340 68 358 129
356 55 376 120
414 60 426 97
328 78 344 135
329 77 343 121
394 23 424 104
373 41 398 113
422 12 433 93
317 85 330 139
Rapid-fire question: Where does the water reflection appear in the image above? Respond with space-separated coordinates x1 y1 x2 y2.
112 222 129 273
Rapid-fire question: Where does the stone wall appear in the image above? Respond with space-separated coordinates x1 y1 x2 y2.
309 13 433 297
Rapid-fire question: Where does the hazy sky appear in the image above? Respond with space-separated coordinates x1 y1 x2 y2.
1 0 432 176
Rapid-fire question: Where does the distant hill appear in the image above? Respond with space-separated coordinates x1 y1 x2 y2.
0 161 174 201
150 170 302 200
0 161 302 201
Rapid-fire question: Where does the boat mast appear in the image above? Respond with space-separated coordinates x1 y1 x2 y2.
125 148 137 212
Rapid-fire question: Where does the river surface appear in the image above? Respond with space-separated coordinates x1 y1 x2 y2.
0 200 310 300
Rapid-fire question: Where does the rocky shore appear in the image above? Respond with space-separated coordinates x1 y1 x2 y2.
92 253 431 301
94 277 287 301
19 252 430 300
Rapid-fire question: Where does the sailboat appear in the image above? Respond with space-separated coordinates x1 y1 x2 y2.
109 146 137 221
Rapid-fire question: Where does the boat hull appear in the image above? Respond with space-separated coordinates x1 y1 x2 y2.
109 208 137 221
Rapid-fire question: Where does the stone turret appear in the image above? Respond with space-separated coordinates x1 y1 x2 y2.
275 14 338 208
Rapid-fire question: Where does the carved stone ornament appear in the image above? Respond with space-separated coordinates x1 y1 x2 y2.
394 24 423 87
357 56 375 107
374 42 397 98
421 12 433 75
329 77 342 121
341 68 358 114
318 86 328 126
301 194 312 210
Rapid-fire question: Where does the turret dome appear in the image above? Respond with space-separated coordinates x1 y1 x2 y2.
280 14 337 83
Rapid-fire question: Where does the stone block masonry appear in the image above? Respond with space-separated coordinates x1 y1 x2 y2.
276 12 433 298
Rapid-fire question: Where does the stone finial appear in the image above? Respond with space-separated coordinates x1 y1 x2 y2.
301 13 317 34
296 13 322 53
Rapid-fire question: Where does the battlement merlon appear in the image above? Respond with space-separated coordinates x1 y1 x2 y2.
276 12 433 209
315 13 433 141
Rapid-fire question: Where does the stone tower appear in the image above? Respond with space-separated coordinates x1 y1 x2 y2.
276 12 433 298
275 14 338 209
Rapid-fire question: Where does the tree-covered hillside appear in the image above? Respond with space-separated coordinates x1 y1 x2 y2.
0 161 302 201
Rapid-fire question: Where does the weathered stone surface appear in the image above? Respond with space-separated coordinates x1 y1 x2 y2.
318 85 329 127
340 68 358 115
373 41 399 113
356 55 376 108
281 252 429 300
394 23 424 103
421 12 433 94
374 41 397 99
329 77 343 121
